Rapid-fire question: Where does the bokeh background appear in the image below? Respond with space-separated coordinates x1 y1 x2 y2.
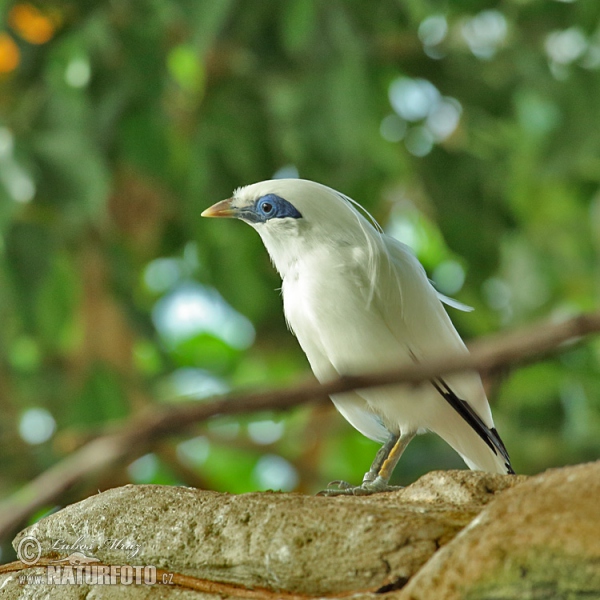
1 0 599 558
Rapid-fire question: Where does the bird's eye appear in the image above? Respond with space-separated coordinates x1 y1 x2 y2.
252 194 301 221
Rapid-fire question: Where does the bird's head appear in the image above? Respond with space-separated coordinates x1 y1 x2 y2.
202 179 378 277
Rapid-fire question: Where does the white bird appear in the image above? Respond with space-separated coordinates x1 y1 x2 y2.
202 179 513 494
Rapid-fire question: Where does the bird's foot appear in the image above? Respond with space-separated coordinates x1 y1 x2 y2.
316 480 353 496
316 476 403 497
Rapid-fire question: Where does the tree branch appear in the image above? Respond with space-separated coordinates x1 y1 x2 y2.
1 311 599 543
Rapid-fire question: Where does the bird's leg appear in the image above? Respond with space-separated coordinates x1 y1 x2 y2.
319 433 399 494
361 431 416 492
318 431 416 496
361 432 399 484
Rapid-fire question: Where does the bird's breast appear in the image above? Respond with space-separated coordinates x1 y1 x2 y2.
281 247 407 378
282 248 368 336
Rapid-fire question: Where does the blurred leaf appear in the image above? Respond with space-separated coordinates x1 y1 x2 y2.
119 109 170 179
281 0 317 55
167 45 204 93
69 364 129 428
32 129 110 217
201 443 259 493
172 333 241 372
5 221 53 330
35 252 79 350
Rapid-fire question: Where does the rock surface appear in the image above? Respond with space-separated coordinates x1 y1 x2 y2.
1 464 597 598
395 460 600 599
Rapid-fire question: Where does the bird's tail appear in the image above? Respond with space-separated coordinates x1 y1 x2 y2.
453 429 513 475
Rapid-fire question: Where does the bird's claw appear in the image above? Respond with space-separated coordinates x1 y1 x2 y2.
316 476 404 496
329 479 354 489
315 480 353 496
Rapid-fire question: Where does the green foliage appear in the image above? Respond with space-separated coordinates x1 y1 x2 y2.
0 0 599 556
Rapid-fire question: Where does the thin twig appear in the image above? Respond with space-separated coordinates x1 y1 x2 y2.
1 311 599 543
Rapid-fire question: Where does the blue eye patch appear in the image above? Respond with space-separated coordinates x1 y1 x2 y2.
238 194 302 224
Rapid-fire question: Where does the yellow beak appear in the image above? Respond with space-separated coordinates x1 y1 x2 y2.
201 198 236 218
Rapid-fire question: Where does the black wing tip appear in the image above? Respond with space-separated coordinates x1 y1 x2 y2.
490 426 515 474
433 378 514 472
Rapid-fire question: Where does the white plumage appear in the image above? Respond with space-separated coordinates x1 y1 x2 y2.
202 179 513 492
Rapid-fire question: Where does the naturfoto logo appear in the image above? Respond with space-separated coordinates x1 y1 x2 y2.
16 534 173 587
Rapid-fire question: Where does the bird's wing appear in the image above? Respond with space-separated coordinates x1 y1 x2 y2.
374 236 513 472
376 236 470 360
435 291 474 312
